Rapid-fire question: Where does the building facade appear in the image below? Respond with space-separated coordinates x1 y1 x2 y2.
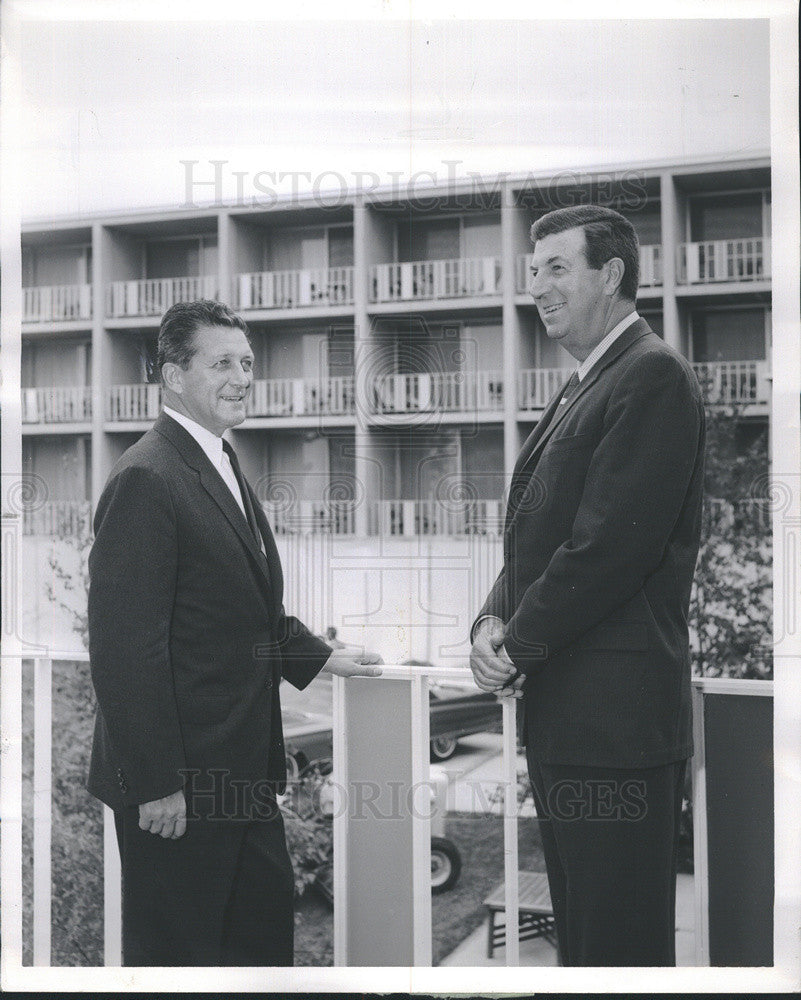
21 156 771 539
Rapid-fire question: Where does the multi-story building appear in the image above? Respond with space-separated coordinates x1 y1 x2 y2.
21 155 771 540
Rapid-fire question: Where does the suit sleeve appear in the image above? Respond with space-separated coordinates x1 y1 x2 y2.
88 465 186 804
503 352 704 672
275 609 333 690
470 568 508 643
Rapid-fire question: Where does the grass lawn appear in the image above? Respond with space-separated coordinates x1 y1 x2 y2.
294 813 546 967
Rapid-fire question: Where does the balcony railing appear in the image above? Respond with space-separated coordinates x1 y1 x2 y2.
678 238 770 284
235 267 355 310
369 499 504 537
262 500 357 535
106 383 162 422
517 368 573 410
22 284 92 323
692 360 770 405
246 376 355 418
21 500 92 536
106 275 216 318
21 386 92 424
516 245 662 293
372 370 503 414
371 257 501 303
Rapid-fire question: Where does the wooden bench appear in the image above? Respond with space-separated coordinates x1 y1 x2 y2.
483 870 558 958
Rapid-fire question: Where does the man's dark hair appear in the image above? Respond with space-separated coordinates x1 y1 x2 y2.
157 299 250 383
530 205 640 302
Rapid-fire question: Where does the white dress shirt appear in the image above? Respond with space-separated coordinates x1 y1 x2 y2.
162 406 248 521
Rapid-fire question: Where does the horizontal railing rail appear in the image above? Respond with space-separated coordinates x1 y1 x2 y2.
692 360 770 405
235 266 355 310
517 367 573 410
106 275 216 318
21 386 92 424
22 284 93 323
372 370 503 414
106 383 163 422
368 499 505 537
516 245 662 293
370 257 501 303
678 238 770 284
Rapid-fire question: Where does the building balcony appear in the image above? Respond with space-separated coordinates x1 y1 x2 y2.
234 267 355 311
105 275 216 319
678 238 770 285
262 499 357 535
371 370 503 416
516 245 662 294
21 500 92 536
692 360 770 406
22 284 93 324
21 386 92 425
368 499 504 537
247 376 355 419
517 368 573 411
370 257 501 304
106 383 162 422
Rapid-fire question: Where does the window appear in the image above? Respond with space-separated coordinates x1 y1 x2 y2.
692 308 767 362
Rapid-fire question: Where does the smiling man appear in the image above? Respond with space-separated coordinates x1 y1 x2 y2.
87 299 380 966
469 206 705 966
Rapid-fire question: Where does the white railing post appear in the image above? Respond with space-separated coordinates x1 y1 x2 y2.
501 696 520 966
32 656 52 966
103 805 123 965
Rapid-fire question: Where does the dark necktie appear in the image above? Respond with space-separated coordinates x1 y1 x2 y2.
222 439 263 549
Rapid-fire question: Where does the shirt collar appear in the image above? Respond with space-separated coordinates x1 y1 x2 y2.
577 311 640 382
163 406 224 467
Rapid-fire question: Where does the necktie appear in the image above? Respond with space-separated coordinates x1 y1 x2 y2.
558 369 581 405
221 439 264 552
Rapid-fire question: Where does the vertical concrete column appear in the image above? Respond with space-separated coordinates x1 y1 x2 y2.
659 171 682 353
352 197 373 535
501 184 522 478
217 209 232 306
91 224 115 508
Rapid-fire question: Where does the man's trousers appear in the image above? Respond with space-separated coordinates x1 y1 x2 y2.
114 806 295 966
526 748 687 967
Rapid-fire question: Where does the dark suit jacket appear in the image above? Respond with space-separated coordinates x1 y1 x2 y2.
87 411 332 813
474 319 705 769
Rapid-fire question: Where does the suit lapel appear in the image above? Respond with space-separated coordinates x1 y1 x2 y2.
153 413 275 593
515 319 652 480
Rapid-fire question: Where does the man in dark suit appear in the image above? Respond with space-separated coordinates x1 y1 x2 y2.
469 206 705 966
87 299 380 967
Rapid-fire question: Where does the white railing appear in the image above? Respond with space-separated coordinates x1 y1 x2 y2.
262 500 357 535
369 499 505 537
516 245 662 293
372 370 503 414
678 238 770 284
22 284 92 323
246 376 355 418
692 360 770 405
21 500 93 537
371 257 501 303
106 275 217 318
21 386 92 424
517 368 573 410
235 267 355 310
106 383 163 422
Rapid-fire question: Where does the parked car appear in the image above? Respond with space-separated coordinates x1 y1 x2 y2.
282 679 502 774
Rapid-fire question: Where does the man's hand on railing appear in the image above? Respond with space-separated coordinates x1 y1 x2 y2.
469 618 524 698
139 789 186 839
322 650 383 678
